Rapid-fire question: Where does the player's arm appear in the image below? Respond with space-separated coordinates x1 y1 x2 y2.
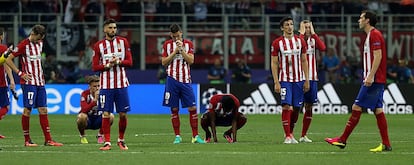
300 38 310 92
4 64 15 90
5 53 32 82
209 111 218 142
365 49 382 86
80 92 97 114
230 95 240 142
365 34 383 86
92 44 113 72
161 41 178 66
271 42 281 93
180 41 194 65
313 34 326 51
115 40 133 67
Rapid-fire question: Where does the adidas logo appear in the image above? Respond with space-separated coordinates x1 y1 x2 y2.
370 83 413 114
315 83 349 114
239 83 282 114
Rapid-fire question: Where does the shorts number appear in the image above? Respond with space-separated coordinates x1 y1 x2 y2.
27 92 34 100
99 94 106 108
280 88 287 96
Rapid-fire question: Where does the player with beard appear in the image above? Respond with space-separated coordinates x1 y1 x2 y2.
92 19 133 150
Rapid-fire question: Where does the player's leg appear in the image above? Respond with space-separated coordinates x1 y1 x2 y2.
77 113 89 144
280 82 294 143
0 87 10 120
163 77 182 143
181 83 204 144
98 89 114 150
223 113 247 143
290 81 305 140
96 113 113 144
21 85 37 146
370 84 391 152
300 80 317 143
200 112 212 142
35 86 62 146
115 88 131 150
0 88 10 138
326 84 370 149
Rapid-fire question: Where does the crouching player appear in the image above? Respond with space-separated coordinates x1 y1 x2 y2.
201 94 247 143
77 75 114 144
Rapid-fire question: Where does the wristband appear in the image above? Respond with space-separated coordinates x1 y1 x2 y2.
18 71 23 76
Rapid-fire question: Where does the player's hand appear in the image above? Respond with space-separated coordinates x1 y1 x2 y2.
9 82 15 91
363 76 374 87
303 80 310 92
20 73 33 82
299 21 305 35
310 22 315 35
94 90 100 101
274 82 281 93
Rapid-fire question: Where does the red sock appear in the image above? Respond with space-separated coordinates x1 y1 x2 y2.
22 115 30 142
340 110 362 142
189 110 199 137
118 116 127 140
290 110 299 134
0 107 8 120
39 114 52 142
171 110 180 135
301 110 313 137
281 110 291 137
375 112 391 147
102 117 111 142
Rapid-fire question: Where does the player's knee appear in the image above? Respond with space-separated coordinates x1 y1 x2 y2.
352 104 362 111
38 107 48 114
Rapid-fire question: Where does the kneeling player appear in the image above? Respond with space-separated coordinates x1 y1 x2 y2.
201 94 247 143
77 75 114 144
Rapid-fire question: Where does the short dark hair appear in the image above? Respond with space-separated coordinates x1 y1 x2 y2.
104 18 117 27
280 16 293 28
169 24 181 33
221 95 235 112
32 24 45 36
362 10 377 27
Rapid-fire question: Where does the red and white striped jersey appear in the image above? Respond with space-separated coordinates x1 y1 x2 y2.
13 38 45 86
271 35 307 82
92 36 133 89
0 45 8 87
162 39 194 83
300 34 326 81
362 28 387 84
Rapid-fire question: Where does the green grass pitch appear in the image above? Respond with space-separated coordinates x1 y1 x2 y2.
0 114 413 165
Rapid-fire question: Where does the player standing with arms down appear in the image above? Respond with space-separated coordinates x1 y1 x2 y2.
77 75 114 144
92 19 132 151
325 10 391 152
162 24 205 144
200 94 247 143
271 17 310 144
5 25 63 147
297 20 326 143
0 28 16 139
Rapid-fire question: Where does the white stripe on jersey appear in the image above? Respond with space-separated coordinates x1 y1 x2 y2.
363 32 372 79
166 42 191 83
98 38 129 89
278 37 304 82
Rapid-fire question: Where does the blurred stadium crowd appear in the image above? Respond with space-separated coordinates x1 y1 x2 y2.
0 0 413 84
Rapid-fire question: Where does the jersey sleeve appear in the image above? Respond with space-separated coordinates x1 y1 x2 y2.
162 41 168 57
370 31 383 51
120 38 133 67
313 34 326 51
80 90 96 114
187 40 195 55
207 95 220 113
271 39 280 57
92 42 104 72
230 94 240 114
13 40 27 57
